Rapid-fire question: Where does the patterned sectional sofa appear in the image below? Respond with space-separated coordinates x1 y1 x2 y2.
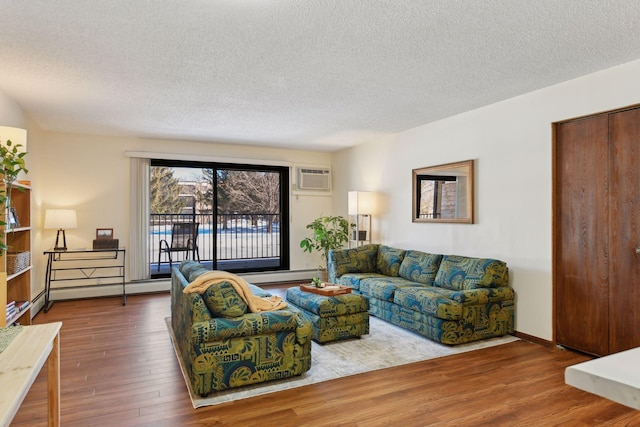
171 261 312 397
328 244 515 345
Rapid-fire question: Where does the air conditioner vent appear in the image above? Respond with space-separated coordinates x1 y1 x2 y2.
296 167 331 191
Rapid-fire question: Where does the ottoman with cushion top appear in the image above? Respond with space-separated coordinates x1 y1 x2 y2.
285 287 369 343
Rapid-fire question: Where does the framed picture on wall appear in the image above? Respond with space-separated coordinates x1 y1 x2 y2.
96 228 114 240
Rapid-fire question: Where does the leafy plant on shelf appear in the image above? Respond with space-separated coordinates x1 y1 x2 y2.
0 136 28 254
299 215 350 272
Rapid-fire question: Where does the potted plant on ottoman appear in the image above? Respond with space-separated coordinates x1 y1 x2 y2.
300 215 350 282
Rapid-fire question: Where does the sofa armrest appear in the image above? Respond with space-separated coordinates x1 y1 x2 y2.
449 287 515 305
191 310 309 343
293 311 313 345
171 266 212 323
328 244 379 283
327 249 342 283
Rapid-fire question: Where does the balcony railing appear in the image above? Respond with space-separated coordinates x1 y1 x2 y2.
150 213 281 275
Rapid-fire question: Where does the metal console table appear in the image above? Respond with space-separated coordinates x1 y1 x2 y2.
43 248 126 312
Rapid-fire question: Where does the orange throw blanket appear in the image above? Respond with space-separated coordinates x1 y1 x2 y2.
183 270 287 312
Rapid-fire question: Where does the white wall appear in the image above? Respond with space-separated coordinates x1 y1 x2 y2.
333 58 640 341
26 132 333 300
0 92 26 128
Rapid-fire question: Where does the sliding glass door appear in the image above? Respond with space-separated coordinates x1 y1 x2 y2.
150 159 289 278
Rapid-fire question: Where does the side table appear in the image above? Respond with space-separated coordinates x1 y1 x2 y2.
44 248 126 312
0 322 62 426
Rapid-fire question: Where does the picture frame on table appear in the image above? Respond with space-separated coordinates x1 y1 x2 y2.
96 228 114 240
8 207 20 228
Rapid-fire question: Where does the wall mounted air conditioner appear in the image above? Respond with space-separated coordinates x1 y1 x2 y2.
295 167 331 191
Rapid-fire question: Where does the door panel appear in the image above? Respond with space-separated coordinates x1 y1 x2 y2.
608 108 640 354
555 114 610 356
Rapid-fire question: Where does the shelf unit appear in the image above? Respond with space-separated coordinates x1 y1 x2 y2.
0 181 32 327
348 214 371 248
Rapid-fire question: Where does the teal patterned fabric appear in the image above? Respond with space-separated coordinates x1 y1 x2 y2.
192 310 303 342
285 287 370 343
434 255 509 290
295 308 370 343
200 281 248 318
393 286 463 320
335 272 386 290
368 294 514 345
398 250 443 285
393 286 515 320
327 244 379 283
171 261 312 396
181 261 211 282
359 276 417 302
376 245 406 277
285 288 369 317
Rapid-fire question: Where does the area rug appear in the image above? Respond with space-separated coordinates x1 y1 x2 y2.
165 317 518 408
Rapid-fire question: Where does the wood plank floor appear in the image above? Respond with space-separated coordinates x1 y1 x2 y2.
11 288 640 426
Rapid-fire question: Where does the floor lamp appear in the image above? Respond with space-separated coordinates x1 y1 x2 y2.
348 191 375 244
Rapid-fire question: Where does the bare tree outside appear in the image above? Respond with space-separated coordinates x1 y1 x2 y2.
198 168 280 232
223 170 280 232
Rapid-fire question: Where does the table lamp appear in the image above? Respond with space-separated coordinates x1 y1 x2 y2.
44 209 77 251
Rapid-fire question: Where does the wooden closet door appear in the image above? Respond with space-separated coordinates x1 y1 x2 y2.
555 114 610 356
608 108 640 354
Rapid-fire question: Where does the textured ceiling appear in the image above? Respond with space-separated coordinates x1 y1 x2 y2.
1 1 640 152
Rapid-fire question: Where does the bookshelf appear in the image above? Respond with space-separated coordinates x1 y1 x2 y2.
0 181 32 326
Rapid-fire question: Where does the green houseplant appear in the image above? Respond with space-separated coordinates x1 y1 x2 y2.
0 137 28 252
300 215 350 280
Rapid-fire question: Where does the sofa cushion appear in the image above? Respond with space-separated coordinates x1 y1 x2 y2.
285 288 369 318
393 286 463 320
197 310 302 341
359 276 419 302
329 244 379 278
434 255 509 290
179 260 210 282
178 261 253 318
337 272 386 290
201 281 248 318
447 287 515 304
201 283 270 319
376 245 406 277
398 250 443 285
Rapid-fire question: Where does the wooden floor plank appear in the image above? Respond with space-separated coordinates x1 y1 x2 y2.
10 289 640 426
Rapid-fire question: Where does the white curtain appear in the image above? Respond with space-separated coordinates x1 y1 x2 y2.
129 157 150 280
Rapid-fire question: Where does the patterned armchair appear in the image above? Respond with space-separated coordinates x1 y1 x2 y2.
171 261 312 397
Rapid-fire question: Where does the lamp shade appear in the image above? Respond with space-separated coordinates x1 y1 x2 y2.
0 126 27 152
348 191 375 215
44 209 77 230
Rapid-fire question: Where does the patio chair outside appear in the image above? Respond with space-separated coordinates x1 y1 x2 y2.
157 222 200 271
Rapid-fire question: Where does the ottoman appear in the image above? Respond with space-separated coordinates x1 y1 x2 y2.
285 287 369 343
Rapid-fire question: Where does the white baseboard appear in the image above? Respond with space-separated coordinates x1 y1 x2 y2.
240 269 316 284
35 269 317 305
